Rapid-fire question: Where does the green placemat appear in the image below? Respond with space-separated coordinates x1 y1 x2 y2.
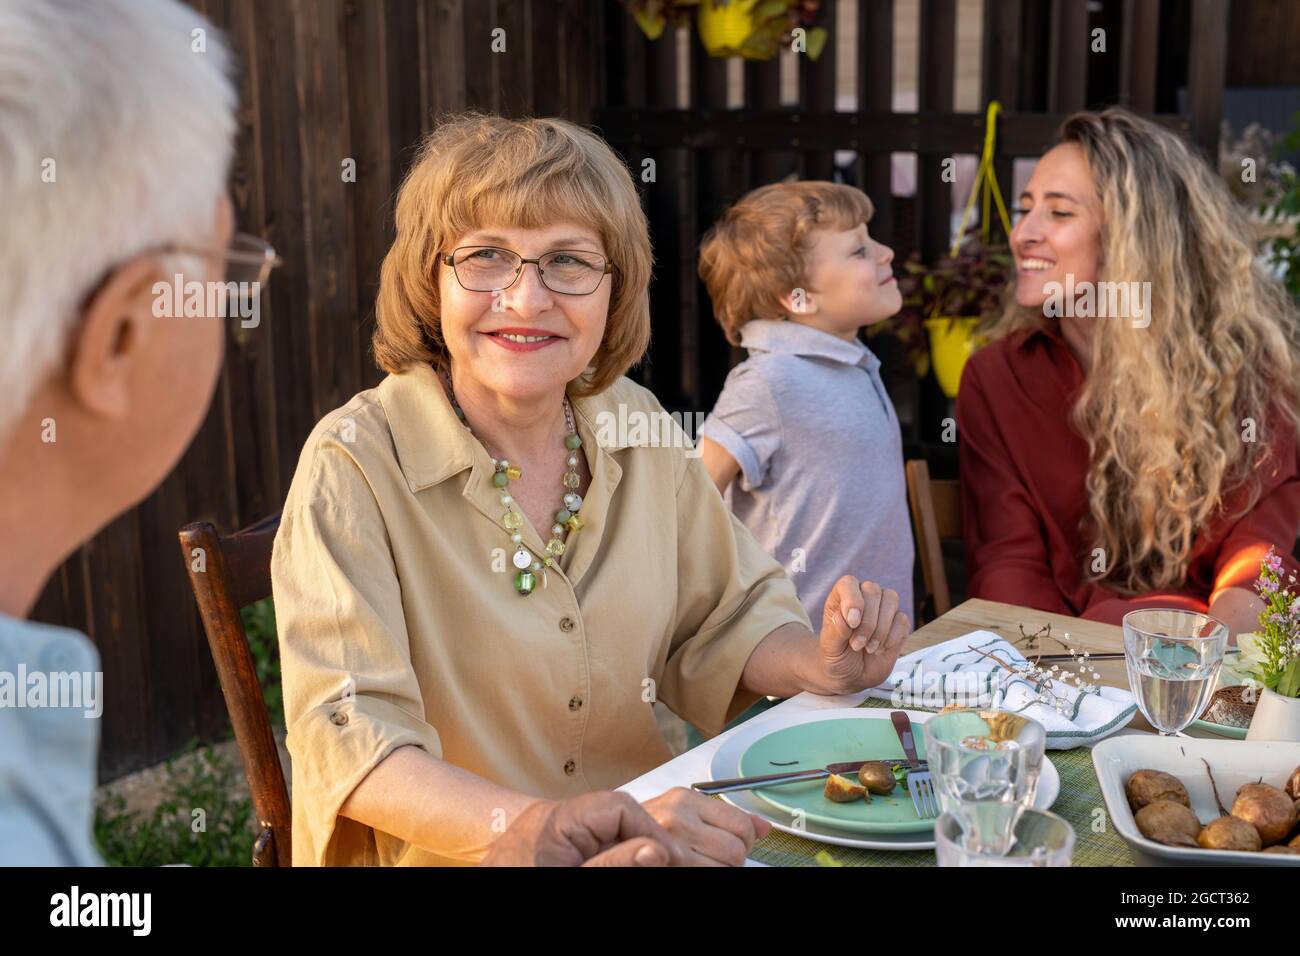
744 697 1134 867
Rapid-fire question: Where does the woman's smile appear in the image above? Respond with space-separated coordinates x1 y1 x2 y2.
481 325 567 352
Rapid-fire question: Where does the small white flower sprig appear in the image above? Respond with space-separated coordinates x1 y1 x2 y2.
966 623 1104 715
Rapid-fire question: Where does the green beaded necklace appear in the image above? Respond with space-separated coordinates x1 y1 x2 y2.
443 375 584 596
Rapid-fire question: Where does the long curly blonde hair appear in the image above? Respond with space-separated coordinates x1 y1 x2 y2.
985 108 1300 594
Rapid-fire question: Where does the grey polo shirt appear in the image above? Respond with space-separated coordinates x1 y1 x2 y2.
0 613 103 865
699 319 914 627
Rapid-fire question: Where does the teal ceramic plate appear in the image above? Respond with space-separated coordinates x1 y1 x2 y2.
739 716 938 834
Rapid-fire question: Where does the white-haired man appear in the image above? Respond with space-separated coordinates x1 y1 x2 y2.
0 0 682 868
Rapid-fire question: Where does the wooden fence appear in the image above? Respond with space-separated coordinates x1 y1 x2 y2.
30 0 1248 780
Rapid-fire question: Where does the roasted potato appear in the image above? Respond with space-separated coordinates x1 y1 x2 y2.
824 772 868 803
1126 769 1191 812
857 762 896 795
1135 800 1201 847
1286 766 1300 802
1196 815 1261 852
1231 783 1296 847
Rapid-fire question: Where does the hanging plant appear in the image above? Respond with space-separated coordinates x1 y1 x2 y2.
620 0 826 61
875 228 1014 389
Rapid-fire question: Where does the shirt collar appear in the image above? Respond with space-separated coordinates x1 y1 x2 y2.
377 363 634 493
738 319 880 372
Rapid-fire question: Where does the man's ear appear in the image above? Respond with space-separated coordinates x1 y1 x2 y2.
68 256 166 420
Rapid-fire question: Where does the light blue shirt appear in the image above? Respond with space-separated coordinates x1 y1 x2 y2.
700 319 915 627
0 613 103 865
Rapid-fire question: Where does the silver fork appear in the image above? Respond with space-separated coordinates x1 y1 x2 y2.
890 711 939 818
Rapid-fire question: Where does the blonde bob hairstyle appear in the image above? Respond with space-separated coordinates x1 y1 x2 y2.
373 112 652 397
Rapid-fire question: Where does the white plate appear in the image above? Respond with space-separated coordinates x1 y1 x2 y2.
710 707 1061 852
1092 735 1300 866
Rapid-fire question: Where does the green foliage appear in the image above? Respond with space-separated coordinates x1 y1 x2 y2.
94 741 256 867
242 597 283 727
875 230 1014 377
1263 112 1300 302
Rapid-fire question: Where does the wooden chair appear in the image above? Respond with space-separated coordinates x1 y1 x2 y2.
905 460 962 622
177 512 290 867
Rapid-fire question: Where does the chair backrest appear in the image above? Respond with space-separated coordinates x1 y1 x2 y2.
178 512 289 867
905 459 961 622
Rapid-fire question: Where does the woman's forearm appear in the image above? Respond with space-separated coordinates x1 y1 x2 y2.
1207 585 1265 643
339 745 548 863
740 622 826 697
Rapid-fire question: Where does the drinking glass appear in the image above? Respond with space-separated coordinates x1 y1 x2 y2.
922 709 1046 856
935 809 1075 866
1122 609 1228 735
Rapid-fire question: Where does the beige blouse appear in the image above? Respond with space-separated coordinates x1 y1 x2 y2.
271 364 810 866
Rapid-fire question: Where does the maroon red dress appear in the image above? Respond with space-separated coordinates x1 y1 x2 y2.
955 324 1300 625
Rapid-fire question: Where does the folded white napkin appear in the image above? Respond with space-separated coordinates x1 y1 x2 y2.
874 630 1137 749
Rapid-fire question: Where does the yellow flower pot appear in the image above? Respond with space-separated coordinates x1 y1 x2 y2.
925 316 984 398
697 0 761 57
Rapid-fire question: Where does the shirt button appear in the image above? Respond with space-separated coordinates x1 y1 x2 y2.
563 759 576 776
568 696 583 711
559 617 575 632
330 711 348 726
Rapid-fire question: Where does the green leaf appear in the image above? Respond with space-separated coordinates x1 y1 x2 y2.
804 26 828 61
631 7 666 40
1278 658 1300 698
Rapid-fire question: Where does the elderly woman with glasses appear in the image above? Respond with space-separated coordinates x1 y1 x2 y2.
271 113 912 867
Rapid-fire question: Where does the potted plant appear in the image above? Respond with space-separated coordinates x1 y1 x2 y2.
887 232 1014 398
620 0 826 60
1235 548 1300 741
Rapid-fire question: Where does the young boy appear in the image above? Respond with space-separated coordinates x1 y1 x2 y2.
697 181 915 690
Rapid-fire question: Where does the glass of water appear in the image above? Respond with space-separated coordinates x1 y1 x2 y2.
922 709 1046 856
1122 608 1228 735
935 808 1075 866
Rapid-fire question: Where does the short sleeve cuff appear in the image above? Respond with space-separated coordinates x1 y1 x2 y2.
699 417 765 492
287 694 442 867
662 569 810 738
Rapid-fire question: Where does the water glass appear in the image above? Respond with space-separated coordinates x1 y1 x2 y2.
1122 609 1228 735
922 709 1046 855
935 808 1075 866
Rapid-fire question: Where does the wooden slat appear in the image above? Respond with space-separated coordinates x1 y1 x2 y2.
592 107 1192 154
983 0 1022 239
419 0 467 120
798 0 838 182
1049 0 1089 112
858 0 895 247
460 0 498 111
1120 0 1160 112
917 0 956 262
496 0 535 117
344 0 396 395
691 38 748 384
1187 0 1230 158
84 514 152 781
644 26 686 405
745 55 790 184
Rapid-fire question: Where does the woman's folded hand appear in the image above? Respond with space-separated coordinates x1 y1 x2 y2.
816 576 912 695
481 791 681 867
640 786 772 866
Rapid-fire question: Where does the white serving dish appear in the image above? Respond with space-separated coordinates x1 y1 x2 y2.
1092 734 1300 866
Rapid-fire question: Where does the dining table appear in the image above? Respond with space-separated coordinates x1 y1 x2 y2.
618 598 1223 866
